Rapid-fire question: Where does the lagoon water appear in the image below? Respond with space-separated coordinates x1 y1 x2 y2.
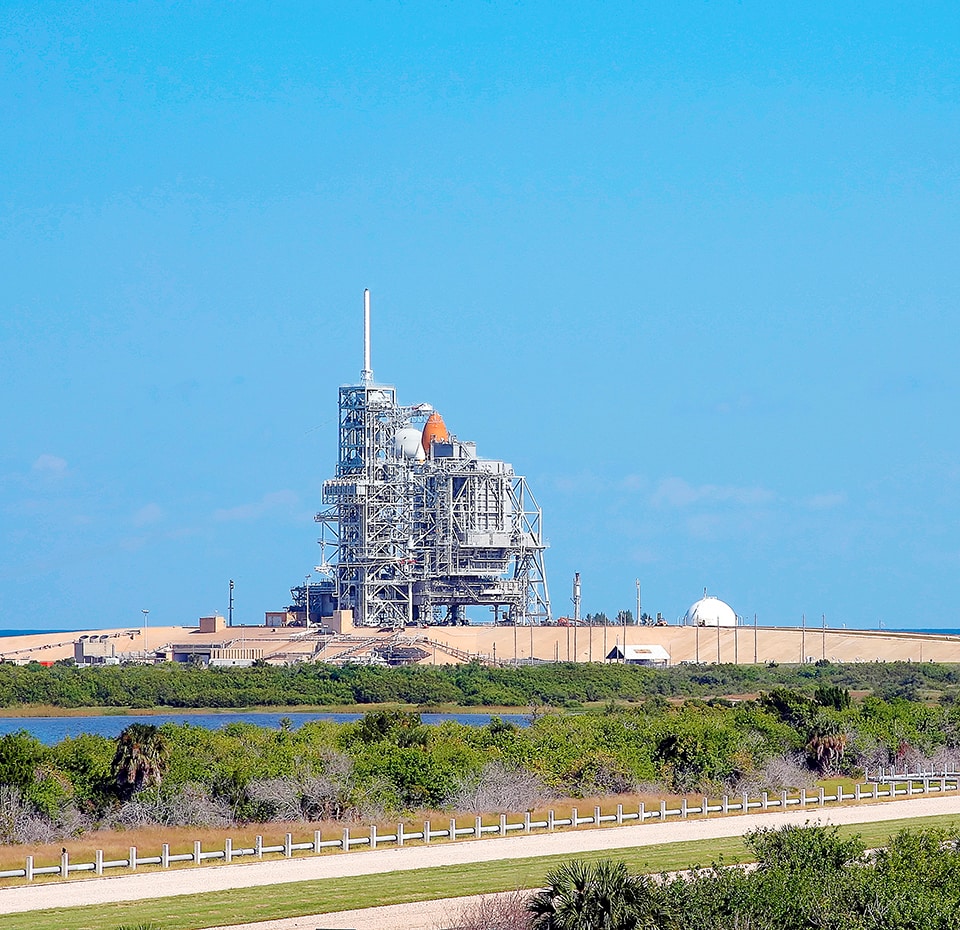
0 711 532 744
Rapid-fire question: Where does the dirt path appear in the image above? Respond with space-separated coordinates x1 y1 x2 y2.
3 794 960 922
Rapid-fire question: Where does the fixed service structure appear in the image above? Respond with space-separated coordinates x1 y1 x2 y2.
302 290 551 629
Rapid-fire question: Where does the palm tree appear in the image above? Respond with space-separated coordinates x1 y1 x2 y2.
111 724 169 799
528 858 647 930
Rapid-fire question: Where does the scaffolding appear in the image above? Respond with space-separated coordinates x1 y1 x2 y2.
314 292 550 628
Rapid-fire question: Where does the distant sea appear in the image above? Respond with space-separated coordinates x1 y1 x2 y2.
0 628 93 637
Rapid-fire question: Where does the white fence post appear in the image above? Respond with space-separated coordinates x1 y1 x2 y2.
342 827 350 851
548 809 555 831
424 820 431 844
660 800 666 820
681 798 688 819
25 855 33 882
314 829 322 853
284 832 292 857
161 843 169 869
60 849 69 879
638 801 645 821
617 803 623 825
397 823 404 847
500 813 507 835
449 817 456 841
722 795 729 814
572 806 579 826
594 805 601 825
370 825 378 849
762 791 769 810
194 840 202 866
524 811 531 833
255 835 263 859
224 838 232 864
475 815 482 839
95 849 103 876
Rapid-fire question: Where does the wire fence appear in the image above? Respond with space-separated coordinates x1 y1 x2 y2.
2 775 957 882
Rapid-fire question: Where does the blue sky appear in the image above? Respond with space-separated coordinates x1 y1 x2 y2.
2 3 959 631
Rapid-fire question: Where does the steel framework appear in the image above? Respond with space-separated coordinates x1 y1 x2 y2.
314 294 550 628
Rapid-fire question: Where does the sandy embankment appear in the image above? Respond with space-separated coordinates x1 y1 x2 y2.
4 623 960 668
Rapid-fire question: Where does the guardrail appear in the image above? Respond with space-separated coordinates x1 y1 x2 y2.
2 776 957 882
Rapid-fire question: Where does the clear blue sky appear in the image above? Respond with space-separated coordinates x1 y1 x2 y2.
2 3 959 632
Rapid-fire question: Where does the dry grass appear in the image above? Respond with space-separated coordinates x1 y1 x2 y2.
0 780 920 881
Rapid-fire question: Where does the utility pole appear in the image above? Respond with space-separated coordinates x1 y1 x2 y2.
573 573 581 662
141 609 149 659
228 580 234 627
304 574 311 627
754 613 758 663
801 613 806 664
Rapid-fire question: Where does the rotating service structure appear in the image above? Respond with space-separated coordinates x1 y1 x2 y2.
314 290 551 628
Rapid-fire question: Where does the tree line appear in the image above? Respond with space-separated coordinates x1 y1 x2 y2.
449 824 960 929
3 658 960 710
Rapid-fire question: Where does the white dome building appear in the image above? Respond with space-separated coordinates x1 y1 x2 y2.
684 595 737 627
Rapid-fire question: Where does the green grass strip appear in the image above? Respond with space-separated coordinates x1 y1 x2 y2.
4 812 958 930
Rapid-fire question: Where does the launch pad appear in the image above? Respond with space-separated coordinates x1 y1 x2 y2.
298 291 550 629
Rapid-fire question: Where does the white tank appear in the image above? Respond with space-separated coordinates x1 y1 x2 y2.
684 596 737 627
395 427 424 459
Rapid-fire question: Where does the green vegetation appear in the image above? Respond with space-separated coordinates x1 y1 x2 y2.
4 658 960 710
526 823 960 929
2 675 960 842
3 816 958 930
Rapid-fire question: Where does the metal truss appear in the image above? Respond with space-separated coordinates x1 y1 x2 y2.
316 380 550 627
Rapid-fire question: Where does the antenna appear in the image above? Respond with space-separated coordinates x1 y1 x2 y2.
361 288 373 385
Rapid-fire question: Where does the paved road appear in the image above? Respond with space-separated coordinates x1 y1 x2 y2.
3 794 960 921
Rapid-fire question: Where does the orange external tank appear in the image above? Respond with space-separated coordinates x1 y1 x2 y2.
421 412 449 454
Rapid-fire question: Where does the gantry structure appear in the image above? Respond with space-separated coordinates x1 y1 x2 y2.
311 290 550 628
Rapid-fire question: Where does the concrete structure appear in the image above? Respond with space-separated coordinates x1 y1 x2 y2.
304 290 550 629
74 635 118 665
199 615 227 634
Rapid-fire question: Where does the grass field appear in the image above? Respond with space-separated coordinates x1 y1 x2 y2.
3 811 958 930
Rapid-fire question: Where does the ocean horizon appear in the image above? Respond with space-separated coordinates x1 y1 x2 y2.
4 625 960 638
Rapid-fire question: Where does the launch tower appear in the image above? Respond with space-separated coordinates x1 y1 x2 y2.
311 290 550 628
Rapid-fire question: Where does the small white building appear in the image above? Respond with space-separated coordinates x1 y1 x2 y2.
684 596 737 627
605 644 670 667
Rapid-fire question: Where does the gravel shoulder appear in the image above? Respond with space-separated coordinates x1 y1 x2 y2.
3 794 960 922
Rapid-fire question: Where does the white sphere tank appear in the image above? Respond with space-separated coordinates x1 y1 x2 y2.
684 595 737 627
395 427 426 460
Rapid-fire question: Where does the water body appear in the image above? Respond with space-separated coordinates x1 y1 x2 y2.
5 626 960 637
0 711 532 744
